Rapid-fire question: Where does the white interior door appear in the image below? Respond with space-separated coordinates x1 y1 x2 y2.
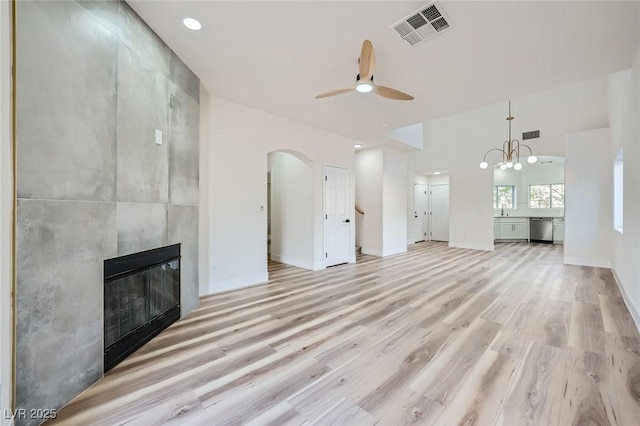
324 166 350 266
430 184 449 242
413 184 428 242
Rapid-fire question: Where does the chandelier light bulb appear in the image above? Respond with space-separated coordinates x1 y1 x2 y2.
499 163 507 170
514 162 523 170
506 161 513 168
527 155 538 164
480 161 488 169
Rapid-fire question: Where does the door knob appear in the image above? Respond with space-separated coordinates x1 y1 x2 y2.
344 219 350 223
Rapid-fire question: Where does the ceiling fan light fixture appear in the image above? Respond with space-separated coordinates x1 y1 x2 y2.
315 40 414 101
356 81 374 93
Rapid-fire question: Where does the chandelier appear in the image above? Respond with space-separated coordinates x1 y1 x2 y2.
480 101 537 170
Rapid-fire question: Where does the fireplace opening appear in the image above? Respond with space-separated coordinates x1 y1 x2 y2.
104 244 180 372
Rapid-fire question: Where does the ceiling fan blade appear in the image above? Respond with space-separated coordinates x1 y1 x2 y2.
374 85 414 101
359 39 375 81
315 87 355 99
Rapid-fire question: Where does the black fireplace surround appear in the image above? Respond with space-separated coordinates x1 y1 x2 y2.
104 244 181 372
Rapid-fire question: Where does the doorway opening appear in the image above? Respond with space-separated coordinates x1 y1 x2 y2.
412 172 449 243
267 150 315 273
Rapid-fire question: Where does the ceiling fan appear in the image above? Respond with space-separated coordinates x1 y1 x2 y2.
315 40 414 101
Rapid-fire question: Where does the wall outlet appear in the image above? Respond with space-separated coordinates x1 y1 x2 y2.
155 129 162 145
211 264 217 273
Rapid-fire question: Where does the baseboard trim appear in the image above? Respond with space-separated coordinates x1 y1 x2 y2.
312 261 326 271
448 241 495 252
270 254 313 271
382 247 407 257
612 268 640 334
361 247 382 257
200 273 269 297
563 257 611 268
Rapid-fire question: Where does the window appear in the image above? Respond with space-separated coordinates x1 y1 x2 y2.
529 184 564 209
494 186 515 209
614 150 623 232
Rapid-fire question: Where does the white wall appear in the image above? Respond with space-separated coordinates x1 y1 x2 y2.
388 123 424 150
429 175 450 186
355 147 408 256
382 147 408 256
355 148 383 255
1 0 13 420
268 151 314 269
564 128 612 268
201 96 355 294
493 161 565 217
608 42 640 328
413 77 609 251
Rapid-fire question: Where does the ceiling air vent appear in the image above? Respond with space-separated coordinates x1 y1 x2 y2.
522 130 540 140
390 2 453 48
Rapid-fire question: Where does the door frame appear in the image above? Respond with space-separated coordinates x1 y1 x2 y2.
429 183 450 242
413 183 428 243
323 164 352 267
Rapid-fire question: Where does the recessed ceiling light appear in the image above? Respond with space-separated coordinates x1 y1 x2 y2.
183 18 202 31
354 144 363 149
433 171 441 175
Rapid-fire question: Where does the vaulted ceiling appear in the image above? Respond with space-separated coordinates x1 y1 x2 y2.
129 1 640 143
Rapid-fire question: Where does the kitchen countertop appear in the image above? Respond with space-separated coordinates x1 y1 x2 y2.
494 215 564 218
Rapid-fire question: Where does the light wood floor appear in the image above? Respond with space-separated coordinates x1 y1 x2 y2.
50 242 640 425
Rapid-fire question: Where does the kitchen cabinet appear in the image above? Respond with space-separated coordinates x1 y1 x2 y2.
495 217 529 240
553 218 565 243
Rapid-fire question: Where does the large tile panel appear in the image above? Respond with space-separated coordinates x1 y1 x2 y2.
16 0 118 202
169 84 200 206
170 51 200 104
119 1 170 75
16 199 117 425
168 205 199 316
117 44 169 203
117 202 167 256
75 0 120 35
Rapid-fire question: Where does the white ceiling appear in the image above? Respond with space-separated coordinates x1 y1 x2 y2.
129 1 640 144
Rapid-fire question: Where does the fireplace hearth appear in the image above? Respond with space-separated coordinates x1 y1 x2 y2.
104 244 181 372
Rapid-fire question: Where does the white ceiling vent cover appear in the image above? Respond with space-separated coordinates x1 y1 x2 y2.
390 2 453 47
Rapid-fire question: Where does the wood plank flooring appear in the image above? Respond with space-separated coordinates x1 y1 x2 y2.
49 242 640 425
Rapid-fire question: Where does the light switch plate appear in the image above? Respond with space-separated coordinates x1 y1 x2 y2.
155 129 162 145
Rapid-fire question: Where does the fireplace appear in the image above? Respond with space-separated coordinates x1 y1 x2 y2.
104 244 181 372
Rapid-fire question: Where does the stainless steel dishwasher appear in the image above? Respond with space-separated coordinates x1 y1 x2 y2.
530 217 553 243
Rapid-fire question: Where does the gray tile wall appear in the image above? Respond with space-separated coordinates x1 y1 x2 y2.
15 1 200 424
